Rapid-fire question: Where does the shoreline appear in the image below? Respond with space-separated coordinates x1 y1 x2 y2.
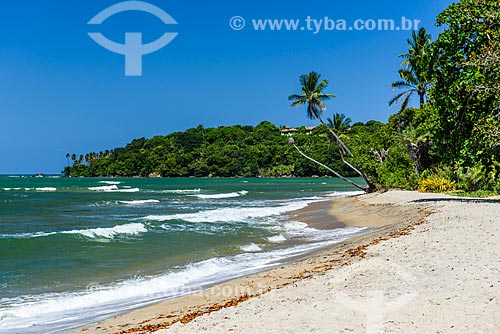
64 191 429 334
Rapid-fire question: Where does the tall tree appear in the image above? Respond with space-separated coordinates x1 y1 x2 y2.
432 0 500 165
288 71 375 192
326 113 351 152
389 28 433 114
327 113 352 135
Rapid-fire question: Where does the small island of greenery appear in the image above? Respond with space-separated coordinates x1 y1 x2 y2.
65 0 499 197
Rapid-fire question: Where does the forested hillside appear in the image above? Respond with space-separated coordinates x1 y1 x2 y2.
64 120 413 187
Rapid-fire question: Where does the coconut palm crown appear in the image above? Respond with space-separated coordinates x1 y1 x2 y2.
288 71 336 121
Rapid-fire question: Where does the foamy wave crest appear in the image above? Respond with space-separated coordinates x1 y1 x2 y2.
144 200 309 223
112 188 140 193
2 187 56 192
240 243 262 252
119 199 160 205
0 256 255 332
0 231 57 239
88 185 140 193
190 190 248 199
0 223 147 240
62 223 147 239
267 234 287 243
98 181 121 185
35 187 57 192
161 188 201 193
88 185 119 191
0 230 367 333
325 191 364 198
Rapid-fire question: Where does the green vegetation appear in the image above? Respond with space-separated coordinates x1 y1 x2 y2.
288 71 375 192
64 121 398 181
65 0 499 196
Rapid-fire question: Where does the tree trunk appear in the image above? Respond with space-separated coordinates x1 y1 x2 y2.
290 141 372 193
317 118 376 192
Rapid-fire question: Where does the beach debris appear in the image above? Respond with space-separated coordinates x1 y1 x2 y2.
113 203 431 334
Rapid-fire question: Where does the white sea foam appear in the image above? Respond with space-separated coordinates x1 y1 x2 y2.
1 223 147 240
144 200 309 223
0 231 57 239
98 181 121 185
88 185 119 191
0 227 366 333
109 188 140 193
325 191 364 198
267 234 287 242
161 189 201 193
240 243 262 252
190 190 248 199
283 221 308 230
62 223 147 239
0 190 367 333
3 187 57 192
35 187 57 192
119 200 160 205
88 185 140 193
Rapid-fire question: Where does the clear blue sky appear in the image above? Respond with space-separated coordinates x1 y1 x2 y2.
0 0 454 174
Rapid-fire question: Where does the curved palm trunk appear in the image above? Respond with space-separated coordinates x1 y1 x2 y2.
316 117 376 192
290 141 370 193
419 92 425 109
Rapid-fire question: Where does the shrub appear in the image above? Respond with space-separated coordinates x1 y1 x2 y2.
418 177 455 193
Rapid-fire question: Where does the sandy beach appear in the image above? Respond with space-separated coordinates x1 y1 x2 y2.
66 190 500 334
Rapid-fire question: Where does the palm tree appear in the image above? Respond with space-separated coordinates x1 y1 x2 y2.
389 28 433 114
288 71 375 192
288 72 352 155
390 28 433 172
287 138 367 192
327 113 352 134
326 113 352 153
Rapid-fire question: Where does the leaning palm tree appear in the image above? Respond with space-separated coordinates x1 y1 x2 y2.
390 28 433 114
326 113 351 152
327 113 351 134
287 137 367 191
288 71 375 192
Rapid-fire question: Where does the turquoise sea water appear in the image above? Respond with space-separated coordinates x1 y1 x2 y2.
0 176 365 333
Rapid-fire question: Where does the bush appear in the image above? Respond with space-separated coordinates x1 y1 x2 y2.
418 177 455 193
455 164 498 192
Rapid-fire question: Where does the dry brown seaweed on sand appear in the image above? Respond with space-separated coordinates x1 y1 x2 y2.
66 190 500 334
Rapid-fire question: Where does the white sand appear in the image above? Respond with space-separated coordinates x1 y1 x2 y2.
158 191 500 334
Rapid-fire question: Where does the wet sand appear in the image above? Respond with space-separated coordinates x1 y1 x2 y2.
69 190 500 334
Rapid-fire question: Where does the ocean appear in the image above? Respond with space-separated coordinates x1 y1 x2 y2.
0 176 366 333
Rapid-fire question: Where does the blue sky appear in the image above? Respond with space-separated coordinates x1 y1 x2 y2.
0 0 454 174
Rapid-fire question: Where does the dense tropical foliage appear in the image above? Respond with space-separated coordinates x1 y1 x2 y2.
65 0 500 195
387 0 500 194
